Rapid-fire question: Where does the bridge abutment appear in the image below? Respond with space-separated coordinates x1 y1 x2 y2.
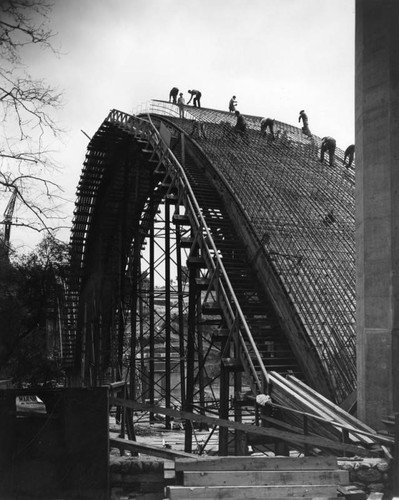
356 0 399 428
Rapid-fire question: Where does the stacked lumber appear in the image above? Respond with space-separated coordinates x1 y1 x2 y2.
166 456 348 499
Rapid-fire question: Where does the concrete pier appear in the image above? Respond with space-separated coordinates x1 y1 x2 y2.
356 0 399 428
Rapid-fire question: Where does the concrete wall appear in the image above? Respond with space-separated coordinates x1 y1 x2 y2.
356 0 399 427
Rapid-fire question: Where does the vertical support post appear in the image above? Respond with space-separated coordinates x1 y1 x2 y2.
149 203 155 423
117 296 125 386
126 229 140 443
138 274 145 402
184 259 197 453
130 230 140 402
176 227 186 407
165 200 171 429
219 328 230 455
356 0 399 428
196 286 207 430
177 130 187 412
234 354 245 455
117 157 129 388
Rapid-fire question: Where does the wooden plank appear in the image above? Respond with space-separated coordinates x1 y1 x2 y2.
167 485 338 499
274 373 378 445
175 455 338 472
367 494 384 500
110 398 371 456
271 374 356 431
183 469 349 487
269 373 376 446
110 437 197 460
285 374 376 435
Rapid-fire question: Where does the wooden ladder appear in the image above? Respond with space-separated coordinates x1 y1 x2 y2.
166 456 349 499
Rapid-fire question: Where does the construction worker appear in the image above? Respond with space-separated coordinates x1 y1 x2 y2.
187 89 202 107
190 120 207 139
260 118 275 139
343 144 355 168
320 136 337 167
298 110 312 138
234 110 250 145
169 87 179 104
229 96 237 112
177 93 185 119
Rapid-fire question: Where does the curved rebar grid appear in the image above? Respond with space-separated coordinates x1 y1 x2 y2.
144 100 356 403
68 101 356 405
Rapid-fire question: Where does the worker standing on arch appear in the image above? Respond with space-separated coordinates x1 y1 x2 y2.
177 92 185 119
169 87 179 104
229 96 237 113
187 89 202 107
298 110 312 138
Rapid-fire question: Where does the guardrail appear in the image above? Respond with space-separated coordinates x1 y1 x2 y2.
106 108 270 394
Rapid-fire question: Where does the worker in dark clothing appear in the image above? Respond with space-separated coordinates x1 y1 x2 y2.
260 118 275 139
234 110 250 145
298 110 312 138
190 120 207 139
187 89 202 107
169 87 179 104
229 96 237 112
343 144 355 168
320 136 337 167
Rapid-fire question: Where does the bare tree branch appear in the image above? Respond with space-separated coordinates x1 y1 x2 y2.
0 0 66 246
0 0 56 63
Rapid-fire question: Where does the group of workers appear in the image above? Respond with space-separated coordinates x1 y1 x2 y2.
169 87 202 119
168 87 355 169
298 110 354 169
319 135 354 169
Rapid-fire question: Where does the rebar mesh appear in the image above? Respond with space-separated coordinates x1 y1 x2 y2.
145 101 356 402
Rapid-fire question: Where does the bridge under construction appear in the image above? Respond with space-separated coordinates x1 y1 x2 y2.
63 100 373 456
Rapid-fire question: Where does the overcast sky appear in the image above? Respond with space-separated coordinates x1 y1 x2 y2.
11 0 355 250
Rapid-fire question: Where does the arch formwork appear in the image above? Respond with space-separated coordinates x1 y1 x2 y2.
67 102 357 453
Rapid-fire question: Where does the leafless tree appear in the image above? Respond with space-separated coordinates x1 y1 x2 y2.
0 0 66 250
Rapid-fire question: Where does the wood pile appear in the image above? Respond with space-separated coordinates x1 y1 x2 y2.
167 455 348 499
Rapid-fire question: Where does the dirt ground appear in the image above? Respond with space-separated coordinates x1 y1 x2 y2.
109 414 219 459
